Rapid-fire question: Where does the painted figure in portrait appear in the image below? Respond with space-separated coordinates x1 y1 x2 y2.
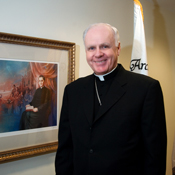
19 75 52 130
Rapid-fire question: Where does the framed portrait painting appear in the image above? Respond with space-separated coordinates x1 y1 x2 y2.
0 32 75 163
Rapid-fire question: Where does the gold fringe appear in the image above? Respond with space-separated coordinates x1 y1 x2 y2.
133 0 144 22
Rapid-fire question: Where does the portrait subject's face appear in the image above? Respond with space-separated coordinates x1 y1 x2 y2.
84 25 120 75
38 77 44 88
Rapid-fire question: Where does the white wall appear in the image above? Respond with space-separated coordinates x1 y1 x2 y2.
0 0 175 174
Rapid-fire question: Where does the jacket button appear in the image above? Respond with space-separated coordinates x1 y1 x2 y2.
89 149 93 153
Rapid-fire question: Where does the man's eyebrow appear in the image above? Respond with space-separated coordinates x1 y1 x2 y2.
100 42 110 45
86 44 95 47
86 45 95 49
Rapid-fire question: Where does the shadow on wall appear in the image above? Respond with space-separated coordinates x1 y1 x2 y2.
149 0 172 78
151 1 174 175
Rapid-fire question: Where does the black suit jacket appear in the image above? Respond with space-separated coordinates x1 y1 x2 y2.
30 86 51 112
55 64 167 175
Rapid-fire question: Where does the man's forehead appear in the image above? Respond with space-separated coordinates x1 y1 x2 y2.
87 24 112 35
85 25 114 46
39 77 44 80
85 25 113 42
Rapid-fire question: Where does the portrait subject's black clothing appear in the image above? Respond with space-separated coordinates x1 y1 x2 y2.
55 64 167 175
20 86 51 129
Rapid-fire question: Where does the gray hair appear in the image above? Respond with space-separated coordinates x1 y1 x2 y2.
83 23 120 47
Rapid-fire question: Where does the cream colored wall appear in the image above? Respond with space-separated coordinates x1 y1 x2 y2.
0 0 174 174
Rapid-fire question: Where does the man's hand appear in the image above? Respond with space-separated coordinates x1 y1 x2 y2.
33 108 38 112
26 104 30 108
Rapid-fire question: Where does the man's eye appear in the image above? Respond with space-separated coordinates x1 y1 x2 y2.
88 47 95 51
102 45 109 49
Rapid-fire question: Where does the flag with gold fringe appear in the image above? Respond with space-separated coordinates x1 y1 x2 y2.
130 0 148 75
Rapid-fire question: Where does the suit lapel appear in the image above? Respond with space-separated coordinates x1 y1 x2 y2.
94 65 127 123
82 75 95 125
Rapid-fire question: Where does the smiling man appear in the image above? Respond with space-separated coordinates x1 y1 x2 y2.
55 23 167 175
84 23 120 75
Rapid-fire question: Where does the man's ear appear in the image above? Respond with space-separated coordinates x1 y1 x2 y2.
117 42 121 56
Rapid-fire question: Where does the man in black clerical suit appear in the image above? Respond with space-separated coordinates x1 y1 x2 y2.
55 23 167 175
20 75 51 129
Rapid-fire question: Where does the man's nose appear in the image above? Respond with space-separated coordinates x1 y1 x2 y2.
95 48 103 58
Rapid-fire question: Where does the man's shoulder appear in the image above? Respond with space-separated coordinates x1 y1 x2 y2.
118 64 157 82
126 70 157 83
116 64 160 90
66 74 93 89
36 86 50 92
121 68 160 90
43 86 50 90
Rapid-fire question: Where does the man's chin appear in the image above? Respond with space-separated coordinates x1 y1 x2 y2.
94 68 109 75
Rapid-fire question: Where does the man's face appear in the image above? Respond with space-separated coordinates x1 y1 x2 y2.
38 77 44 88
84 25 120 75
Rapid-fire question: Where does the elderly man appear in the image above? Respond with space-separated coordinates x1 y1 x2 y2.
55 23 167 175
20 75 51 129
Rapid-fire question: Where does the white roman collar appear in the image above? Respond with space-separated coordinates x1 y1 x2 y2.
94 65 118 81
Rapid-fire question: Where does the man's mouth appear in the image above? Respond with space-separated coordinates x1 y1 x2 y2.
94 60 106 64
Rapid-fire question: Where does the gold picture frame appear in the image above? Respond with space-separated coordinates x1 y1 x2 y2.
0 32 75 163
